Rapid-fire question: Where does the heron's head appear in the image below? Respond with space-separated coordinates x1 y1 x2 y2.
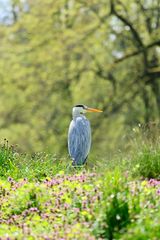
72 104 103 117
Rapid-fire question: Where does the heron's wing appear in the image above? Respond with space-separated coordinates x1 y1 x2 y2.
68 117 91 165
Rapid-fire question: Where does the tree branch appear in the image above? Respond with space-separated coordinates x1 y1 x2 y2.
114 40 160 63
110 0 144 49
103 89 139 117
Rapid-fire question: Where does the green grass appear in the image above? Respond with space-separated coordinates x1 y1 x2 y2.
132 147 160 179
0 141 70 180
0 139 18 178
0 134 160 239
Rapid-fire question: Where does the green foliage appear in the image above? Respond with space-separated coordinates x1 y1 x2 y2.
14 152 69 180
0 167 160 239
0 140 18 177
1 136 160 180
93 171 160 240
93 172 131 239
0 141 70 180
0 172 100 239
121 213 160 240
133 147 160 179
104 192 130 239
2 183 50 217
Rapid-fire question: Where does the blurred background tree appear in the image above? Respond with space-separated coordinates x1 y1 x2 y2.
0 0 159 156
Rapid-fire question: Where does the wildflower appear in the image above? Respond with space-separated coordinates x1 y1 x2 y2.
157 189 160 195
149 179 160 187
73 208 80 213
7 177 13 182
64 203 69 210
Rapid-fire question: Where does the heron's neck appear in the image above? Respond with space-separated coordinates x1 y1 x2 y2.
72 112 85 119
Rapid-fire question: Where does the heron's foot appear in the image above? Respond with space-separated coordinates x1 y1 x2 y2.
72 160 84 168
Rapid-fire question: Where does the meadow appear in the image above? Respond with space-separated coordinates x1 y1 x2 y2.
0 0 160 239
0 127 160 240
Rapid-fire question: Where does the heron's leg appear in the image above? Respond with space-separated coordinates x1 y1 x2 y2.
66 162 72 172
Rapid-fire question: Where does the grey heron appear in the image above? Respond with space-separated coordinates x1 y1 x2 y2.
68 104 103 165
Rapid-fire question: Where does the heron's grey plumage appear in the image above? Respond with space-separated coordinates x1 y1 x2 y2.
68 104 102 166
68 115 91 165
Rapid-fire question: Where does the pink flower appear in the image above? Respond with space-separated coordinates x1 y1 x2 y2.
149 179 160 186
73 208 80 213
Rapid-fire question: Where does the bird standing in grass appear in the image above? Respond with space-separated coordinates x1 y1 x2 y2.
68 104 103 166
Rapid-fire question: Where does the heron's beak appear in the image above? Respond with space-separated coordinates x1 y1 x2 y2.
86 107 103 113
